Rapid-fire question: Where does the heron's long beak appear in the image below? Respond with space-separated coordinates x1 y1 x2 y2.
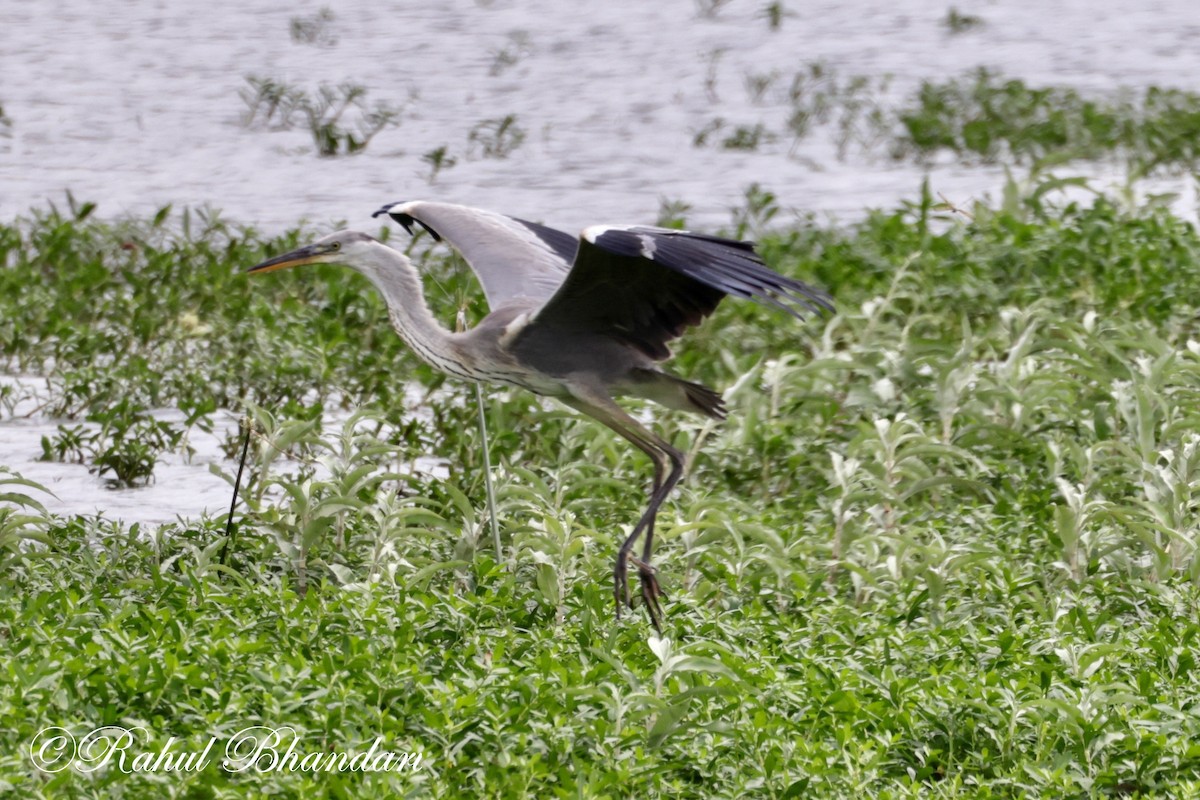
247 242 331 275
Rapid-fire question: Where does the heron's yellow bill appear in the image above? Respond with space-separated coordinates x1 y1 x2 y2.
247 242 335 274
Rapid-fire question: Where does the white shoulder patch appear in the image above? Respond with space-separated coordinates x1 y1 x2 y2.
638 233 657 259
583 225 660 260
581 224 621 244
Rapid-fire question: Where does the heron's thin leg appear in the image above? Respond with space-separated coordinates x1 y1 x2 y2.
621 443 682 630
565 389 682 631
640 448 681 565
640 456 666 597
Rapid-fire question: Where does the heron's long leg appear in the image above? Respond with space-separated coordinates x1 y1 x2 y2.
631 444 683 629
564 389 683 631
642 454 665 591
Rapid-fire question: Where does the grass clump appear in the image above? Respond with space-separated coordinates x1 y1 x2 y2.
488 31 533 77
289 7 337 47
941 7 984 34
240 77 406 157
896 68 1200 172
467 114 526 159
718 62 1200 177
40 407 185 488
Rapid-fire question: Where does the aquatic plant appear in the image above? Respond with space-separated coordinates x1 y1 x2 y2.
289 7 337 47
467 114 526 159
240 77 407 157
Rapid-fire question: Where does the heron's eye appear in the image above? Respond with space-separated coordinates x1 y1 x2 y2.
330 242 341 251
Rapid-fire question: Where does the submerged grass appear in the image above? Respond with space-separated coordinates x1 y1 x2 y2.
4 179 1200 796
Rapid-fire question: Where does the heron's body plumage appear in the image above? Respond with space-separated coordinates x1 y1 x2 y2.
248 200 831 629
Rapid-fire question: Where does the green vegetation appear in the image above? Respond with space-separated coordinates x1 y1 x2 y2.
237 12 409 157
896 69 1200 171
5 177 1200 796
692 118 779 151
942 7 984 34
39 402 188 488
467 114 526 159
240 77 406 157
694 0 734 20
488 31 533 77
762 1 790 31
289 7 337 47
783 63 893 159
720 63 1200 175
421 145 459 184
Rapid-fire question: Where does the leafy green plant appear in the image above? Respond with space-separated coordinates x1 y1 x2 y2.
39 424 98 464
941 7 983 33
761 1 790 30
696 63 1200 175
289 7 337 46
691 117 726 148
722 122 773 151
656 197 692 229
39 405 186 488
895 69 1200 172
90 413 184 488
488 31 532 76
729 183 780 238
303 83 403 157
784 62 893 158
467 114 526 159
702 47 726 102
421 145 458 184
744 70 779 104
239 75 306 128
0 382 18 417
240 77 406 156
0 469 52 567
694 0 733 18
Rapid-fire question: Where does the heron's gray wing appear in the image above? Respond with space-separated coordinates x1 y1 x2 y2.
522 225 832 361
373 200 575 308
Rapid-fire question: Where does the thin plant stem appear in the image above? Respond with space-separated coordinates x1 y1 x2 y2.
457 307 503 565
220 416 252 567
475 382 503 565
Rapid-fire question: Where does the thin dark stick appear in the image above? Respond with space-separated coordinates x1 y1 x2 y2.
220 417 252 567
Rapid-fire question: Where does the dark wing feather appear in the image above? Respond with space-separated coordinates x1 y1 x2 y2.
525 226 832 360
512 218 580 265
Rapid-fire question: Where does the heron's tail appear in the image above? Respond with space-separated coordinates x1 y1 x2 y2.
681 379 728 420
629 369 727 420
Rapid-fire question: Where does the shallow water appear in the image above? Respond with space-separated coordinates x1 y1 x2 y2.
0 376 451 525
2 0 1199 523
3 0 1198 232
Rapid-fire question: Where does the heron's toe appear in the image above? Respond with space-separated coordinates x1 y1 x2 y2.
634 559 667 632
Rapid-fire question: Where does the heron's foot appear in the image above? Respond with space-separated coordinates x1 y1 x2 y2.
631 556 666 633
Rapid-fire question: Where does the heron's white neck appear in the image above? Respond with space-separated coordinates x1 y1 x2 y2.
355 245 467 376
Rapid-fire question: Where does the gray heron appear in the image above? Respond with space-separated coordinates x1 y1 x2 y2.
248 201 831 630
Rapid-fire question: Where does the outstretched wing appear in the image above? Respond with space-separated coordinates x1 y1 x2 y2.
523 225 832 360
374 200 575 308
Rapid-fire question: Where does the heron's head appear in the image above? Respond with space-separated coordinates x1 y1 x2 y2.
247 230 382 276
